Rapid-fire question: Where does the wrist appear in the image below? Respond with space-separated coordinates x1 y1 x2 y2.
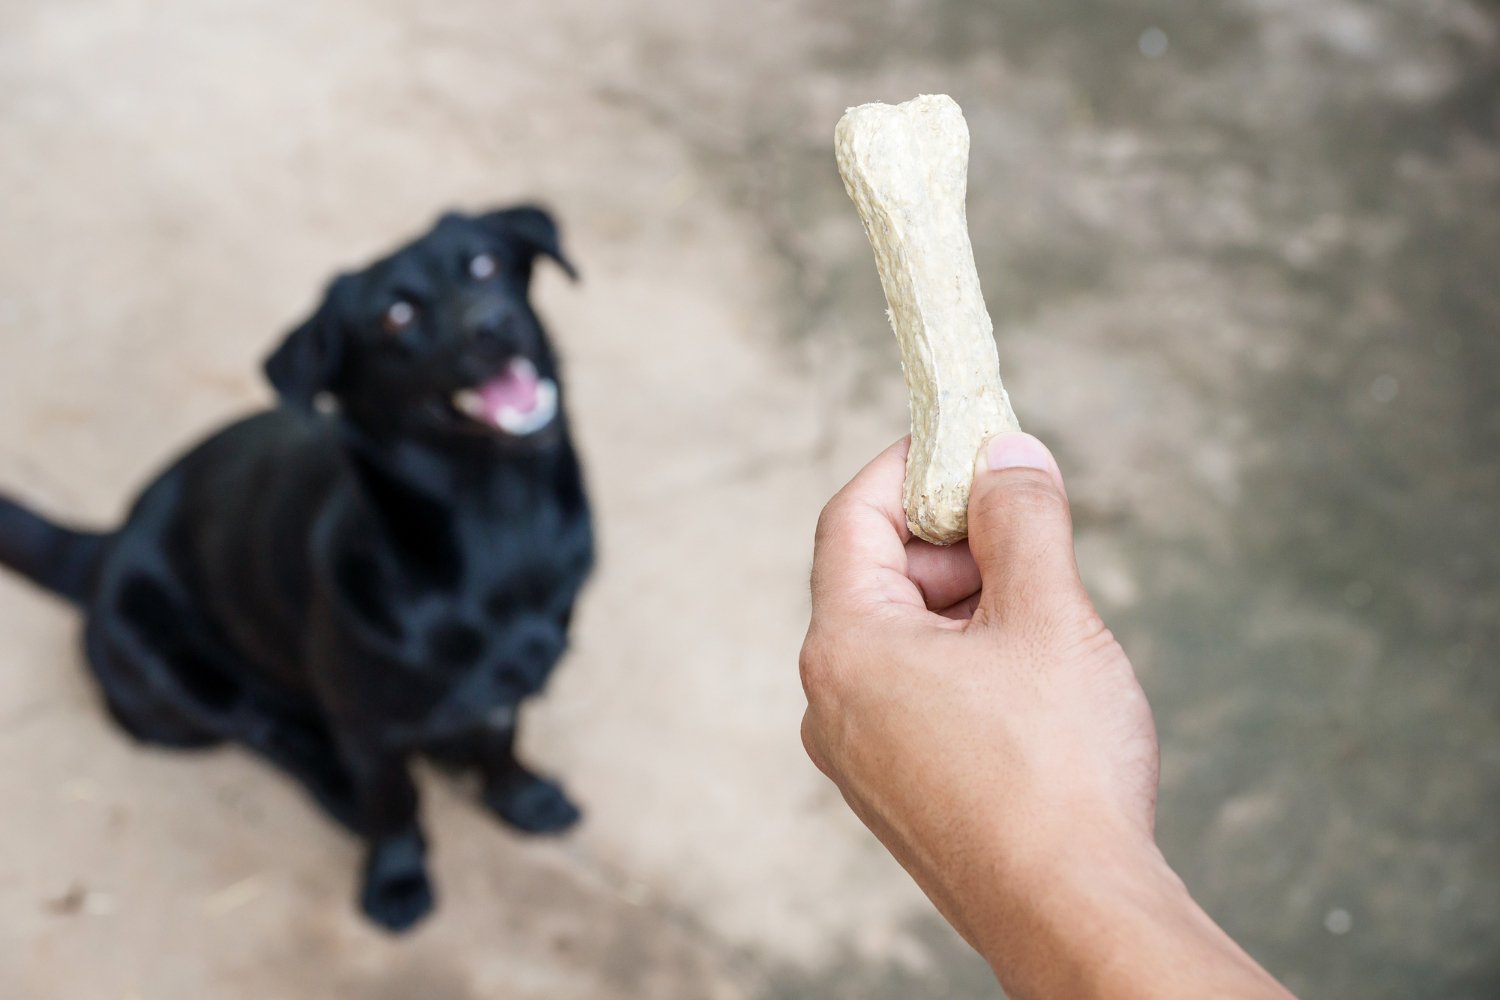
966 818 1291 1000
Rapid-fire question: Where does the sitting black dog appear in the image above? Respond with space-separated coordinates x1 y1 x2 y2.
0 207 593 931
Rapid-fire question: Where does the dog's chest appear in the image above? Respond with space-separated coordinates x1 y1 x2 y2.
401 509 587 670
368 513 586 740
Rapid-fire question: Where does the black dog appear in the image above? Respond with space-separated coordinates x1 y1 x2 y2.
0 207 593 931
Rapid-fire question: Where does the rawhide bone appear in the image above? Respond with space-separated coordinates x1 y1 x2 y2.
836 94 1020 545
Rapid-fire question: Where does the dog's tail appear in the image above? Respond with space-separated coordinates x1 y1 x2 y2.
0 494 111 605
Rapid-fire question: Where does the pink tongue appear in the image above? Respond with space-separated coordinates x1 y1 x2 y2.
478 359 539 419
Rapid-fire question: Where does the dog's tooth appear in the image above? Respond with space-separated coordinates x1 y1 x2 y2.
496 379 558 435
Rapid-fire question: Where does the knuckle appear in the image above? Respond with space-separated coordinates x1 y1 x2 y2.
798 632 836 699
1032 598 1117 657
1073 614 1123 658
974 470 1069 527
799 627 864 715
800 714 833 777
812 510 837 555
813 492 854 547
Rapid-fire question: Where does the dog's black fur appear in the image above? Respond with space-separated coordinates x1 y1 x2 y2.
0 208 593 931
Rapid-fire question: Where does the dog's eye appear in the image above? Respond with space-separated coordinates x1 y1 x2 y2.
382 300 417 333
469 254 498 280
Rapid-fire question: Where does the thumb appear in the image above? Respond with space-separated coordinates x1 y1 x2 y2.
965 432 1092 629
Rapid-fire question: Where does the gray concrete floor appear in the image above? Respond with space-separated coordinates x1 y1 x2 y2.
0 0 1497 997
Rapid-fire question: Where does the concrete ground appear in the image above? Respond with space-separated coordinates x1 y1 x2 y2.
0 0 1497 997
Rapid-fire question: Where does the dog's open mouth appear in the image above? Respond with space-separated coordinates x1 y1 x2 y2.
451 358 558 436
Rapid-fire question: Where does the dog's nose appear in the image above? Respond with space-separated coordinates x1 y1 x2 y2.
463 298 523 350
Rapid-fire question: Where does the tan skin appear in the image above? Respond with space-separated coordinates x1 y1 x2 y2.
799 433 1297 1000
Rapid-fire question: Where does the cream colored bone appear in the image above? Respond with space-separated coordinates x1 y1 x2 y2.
835 94 1020 545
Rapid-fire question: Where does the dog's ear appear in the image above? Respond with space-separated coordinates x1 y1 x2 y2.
264 296 345 413
482 206 579 282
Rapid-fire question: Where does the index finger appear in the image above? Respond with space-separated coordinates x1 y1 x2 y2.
809 438 924 618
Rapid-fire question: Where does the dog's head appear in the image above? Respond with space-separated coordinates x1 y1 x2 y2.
265 207 577 447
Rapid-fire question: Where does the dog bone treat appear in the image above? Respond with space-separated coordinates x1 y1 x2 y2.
836 94 1020 545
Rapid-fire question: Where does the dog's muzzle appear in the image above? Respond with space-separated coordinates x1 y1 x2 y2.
451 358 558 436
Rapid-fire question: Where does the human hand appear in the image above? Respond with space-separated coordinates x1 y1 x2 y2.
799 434 1294 1000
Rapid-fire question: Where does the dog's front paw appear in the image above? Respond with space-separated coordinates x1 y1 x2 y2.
361 831 434 932
484 774 581 834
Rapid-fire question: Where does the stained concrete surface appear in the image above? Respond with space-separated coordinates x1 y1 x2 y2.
0 1 1497 997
